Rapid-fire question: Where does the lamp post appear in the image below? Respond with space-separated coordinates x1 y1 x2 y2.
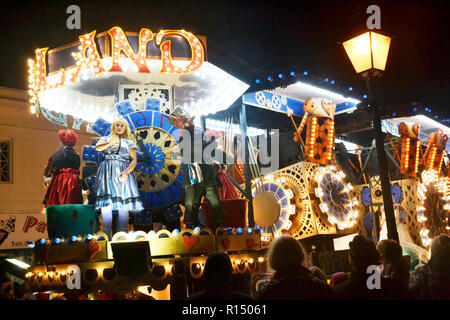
343 31 399 243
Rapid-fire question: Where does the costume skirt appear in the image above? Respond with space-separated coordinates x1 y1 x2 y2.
43 168 82 207
94 158 143 213
217 170 239 200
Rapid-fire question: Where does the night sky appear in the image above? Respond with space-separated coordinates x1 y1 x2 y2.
1 0 448 116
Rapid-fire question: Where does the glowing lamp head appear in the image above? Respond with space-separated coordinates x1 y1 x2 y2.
247 228 253 234
236 227 243 234
342 31 391 77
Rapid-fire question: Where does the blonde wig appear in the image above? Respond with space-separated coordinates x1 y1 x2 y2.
109 117 134 141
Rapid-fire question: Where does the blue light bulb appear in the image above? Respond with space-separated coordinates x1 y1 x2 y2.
236 227 243 234
278 73 283 78
290 71 295 76
247 228 253 234
303 71 308 76
363 94 368 99
39 238 46 245
172 229 180 235
71 235 78 242
349 87 353 91
86 234 93 241
194 227 201 233
54 238 61 244
267 76 273 81
330 80 335 84
324 78 329 82
255 79 260 84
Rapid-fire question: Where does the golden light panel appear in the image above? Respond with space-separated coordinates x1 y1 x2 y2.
343 31 391 74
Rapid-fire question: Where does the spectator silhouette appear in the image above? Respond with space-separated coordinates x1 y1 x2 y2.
329 272 349 289
409 234 450 300
187 252 252 300
377 239 410 287
0 275 14 300
256 235 336 300
333 235 410 300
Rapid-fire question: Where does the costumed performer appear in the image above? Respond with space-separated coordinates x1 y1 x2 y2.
43 130 82 207
168 107 225 229
94 117 143 237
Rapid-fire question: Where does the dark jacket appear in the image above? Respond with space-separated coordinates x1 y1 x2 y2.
181 127 219 186
44 146 80 177
333 270 411 300
256 266 337 300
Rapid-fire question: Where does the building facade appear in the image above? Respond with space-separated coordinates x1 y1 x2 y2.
0 87 94 216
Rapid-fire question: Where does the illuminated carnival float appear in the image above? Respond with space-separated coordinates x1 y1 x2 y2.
25 26 265 297
23 26 449 298
209 74 449 253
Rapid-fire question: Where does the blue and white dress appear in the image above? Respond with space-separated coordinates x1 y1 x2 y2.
94 136 144 213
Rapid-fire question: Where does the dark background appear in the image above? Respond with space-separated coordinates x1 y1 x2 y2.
1 0 448 116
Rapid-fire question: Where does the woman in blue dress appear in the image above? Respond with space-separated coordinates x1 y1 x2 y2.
95 117 143 237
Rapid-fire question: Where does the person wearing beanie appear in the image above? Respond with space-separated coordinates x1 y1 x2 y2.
329 272 349 289
43 130 82 207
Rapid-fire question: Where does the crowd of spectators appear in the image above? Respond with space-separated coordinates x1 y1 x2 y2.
1 233 448 300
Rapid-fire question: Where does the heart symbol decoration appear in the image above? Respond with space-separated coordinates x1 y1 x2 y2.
139 130 148 139
222 239 230 250
182 235 199 252
247 238 254 248
88 241 101 261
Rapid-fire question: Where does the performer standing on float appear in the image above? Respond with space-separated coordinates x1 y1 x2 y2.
43 130 82 207
168 107 225 229
94 118 143 237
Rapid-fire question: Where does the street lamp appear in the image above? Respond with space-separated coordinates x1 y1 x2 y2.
342 30 399 243
343 31 391 77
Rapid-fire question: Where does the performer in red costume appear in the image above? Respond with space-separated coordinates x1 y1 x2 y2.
43 130 82 207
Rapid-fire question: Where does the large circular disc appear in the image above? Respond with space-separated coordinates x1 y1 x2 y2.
253 191 281 227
